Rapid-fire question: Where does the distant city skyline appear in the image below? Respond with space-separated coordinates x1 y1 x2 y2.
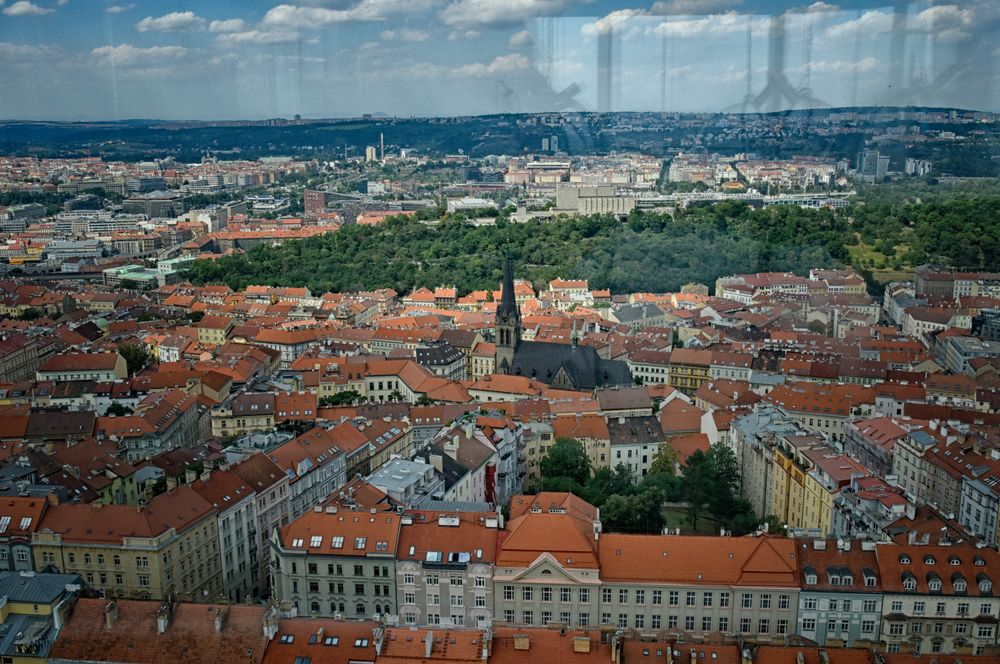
0 0 997 120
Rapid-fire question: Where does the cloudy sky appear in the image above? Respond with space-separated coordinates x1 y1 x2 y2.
0 0 997 120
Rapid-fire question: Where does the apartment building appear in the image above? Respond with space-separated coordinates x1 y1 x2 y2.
230 452 293 581
875 545 1000 656
797 539 884 647
597 533 800 640
270 508 401 620
493 494 603 629
32 486 222 601
395 511 499 629
191 469 259 602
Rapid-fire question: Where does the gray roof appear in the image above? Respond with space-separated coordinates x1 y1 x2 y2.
509 341 632 390
0 571 82 605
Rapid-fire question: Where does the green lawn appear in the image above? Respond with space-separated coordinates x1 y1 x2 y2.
662 506 721 535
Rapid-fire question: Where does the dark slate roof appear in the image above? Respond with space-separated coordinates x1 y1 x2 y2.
416 344 465 366
509 341 633 390
607 415 666 446
0 570 81 604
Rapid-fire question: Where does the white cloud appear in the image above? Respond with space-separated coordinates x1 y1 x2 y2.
91 43 189 66
448 29 479 40
135 11 206 33
263 0 433 29
215 29 301 45
653 12 757 38
914 5 974 42
3 1 53 16
105 4 135 13
453 52 531 77
509 29 534 47
799 57 879 73
824 10 891 39
582 9 645 39
441 0 572 31
651 0 741 16
209 19 248 34
0 41 58 61
380 28 430 42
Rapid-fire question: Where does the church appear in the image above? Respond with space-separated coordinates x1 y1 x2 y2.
494 258 633 391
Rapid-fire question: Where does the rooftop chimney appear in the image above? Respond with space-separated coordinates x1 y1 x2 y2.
214 605 229 632
425 631 434 658
104 600 118 629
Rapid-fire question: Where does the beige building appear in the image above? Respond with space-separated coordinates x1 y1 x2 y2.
32 486 222 601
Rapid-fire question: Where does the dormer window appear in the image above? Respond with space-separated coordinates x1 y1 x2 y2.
902 572 917 592
949 556 962 566
928 579 942 592
954 579 967 593
979 579 992 593
924 555 936 565
899 554 911 564
974 556 986 567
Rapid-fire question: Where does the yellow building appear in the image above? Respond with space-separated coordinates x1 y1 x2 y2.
667 349 713 395
32 486 222 601
769 435 862 537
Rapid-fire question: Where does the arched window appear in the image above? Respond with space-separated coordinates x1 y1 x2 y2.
924 555 936 565
899 554 911 564
310 601 320 613
954 579 967 592
928 579 942 592
356 603 366 615
979 579 992 593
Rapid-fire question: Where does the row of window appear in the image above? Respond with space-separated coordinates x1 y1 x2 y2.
889 600 993 617
500 586 791 610
401 573 485 587
498 610 791 634
803 598 878 612
886 622 993 638
801 617 877 634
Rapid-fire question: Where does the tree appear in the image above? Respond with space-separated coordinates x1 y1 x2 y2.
16 308 43 321
106 402 133 416
680 449 714 531
118 344 149 376
648 444 677 477
540 437 591 488
583 465 634 508
319 390 361 407
705 444 741 525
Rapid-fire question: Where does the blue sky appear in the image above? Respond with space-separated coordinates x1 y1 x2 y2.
0 0 997 120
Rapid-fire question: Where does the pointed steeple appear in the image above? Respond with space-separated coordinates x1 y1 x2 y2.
497 256 519 322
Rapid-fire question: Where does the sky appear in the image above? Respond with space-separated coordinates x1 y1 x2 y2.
0 0 997 120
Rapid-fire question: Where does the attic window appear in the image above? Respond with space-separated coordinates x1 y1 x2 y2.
18 517 30 530
291 538 304 548
354 537 367 549
310 536 323 548
324 637 339 646
354 639 369 647
330 537 344 549
949 556 962 566
0 517 10 533
279 635 294 644
376 541 388 552
899 554 911 564
924 555 936 565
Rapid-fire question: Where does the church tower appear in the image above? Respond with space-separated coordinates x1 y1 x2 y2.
495 256 521 374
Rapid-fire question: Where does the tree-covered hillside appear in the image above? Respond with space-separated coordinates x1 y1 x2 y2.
184 197 1000 295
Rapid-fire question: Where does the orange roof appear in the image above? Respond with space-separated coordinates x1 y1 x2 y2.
39 351 121 372
500 493 600 569
378 627 484 663
397 510 499 564
552 414 610 440
49 599 267 664
264 618 377 664
490 628 613 664
277 510 401 557
598 534 799 587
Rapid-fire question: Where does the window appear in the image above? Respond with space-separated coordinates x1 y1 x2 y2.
618 614 628 628
777 620 788 635
602 613 612 625
863 600 877 612
475 595 487 608
428 594 439 606
741 593 753 609
758 619 770 634
889 623 904 636
503 585 514 601
621 589 630 604
802 619 817 631
450 595 463 607
579 589 590 603
760 594 771 609
651 615 660 630
981 603 993 615
778 594 789 610
503 609 514 623
703 592 713 607
561 588 571 603
603 588 612 603
936 602 946 615
652 590 662 606
522 587 533 601
829 599 838 611
978 625 994 638
476 577 487 588
635 614 644 629
635 589 645 605
914 601 925 615
861 620 875 633
580 613 590 627
522 611 533 625
718 617 729 632
719 592 730 608
891 601 903 613
669 591 679 606
685 616 695 630
702 616 712 631
739 618 752 633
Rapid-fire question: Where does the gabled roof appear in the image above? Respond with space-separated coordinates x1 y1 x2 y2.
49 599 268 664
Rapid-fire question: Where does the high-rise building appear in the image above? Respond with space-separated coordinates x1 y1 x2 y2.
365 146 378 162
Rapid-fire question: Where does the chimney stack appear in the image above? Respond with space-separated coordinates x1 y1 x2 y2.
104 600 118 629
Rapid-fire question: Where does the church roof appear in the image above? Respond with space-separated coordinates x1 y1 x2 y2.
509 341 632 390
496 256 520 322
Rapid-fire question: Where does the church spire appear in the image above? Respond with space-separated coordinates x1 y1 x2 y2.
497 255 519 322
